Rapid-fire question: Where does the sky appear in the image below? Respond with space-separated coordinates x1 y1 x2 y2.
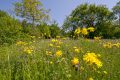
0 0 118 26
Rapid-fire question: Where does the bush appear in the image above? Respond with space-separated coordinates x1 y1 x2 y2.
114 25 120 38
37 23 51 39
49 22 61 38
0 14 22 44
0 10 31 45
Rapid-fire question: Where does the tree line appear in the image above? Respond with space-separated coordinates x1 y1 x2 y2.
0 0 120 45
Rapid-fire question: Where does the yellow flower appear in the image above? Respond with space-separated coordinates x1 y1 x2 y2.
87 27 95 32
49 43 53 47
46 51 52 56
16 41 27 45
73 46 77 49
50 61 53 64
31 36 35 38
80 66 84 71
61 58 65 61
24 47 33 54
71 57 79 65
81 28 88 35
75 48 80 53
88 77 94 80
56 50 62 57
103 42 112 48
51 39 58 42
74 27 81 35
113 43 120 48
83 52 102 68
94 36 101 40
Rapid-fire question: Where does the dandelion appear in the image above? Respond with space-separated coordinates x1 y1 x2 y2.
83 52 102 68
51 39 58 43
80 66 84 71
16 41 27 45
31 36 35 38
113 43 120 48
88 77 94 80
61 57 65 61
55 50 62 57
81 28 88 35
49 43 53 47
74 48 80 53
23 47 33 54
71 57 79 65
50 61 53 64
74 27 81 35
87 27 95 32
103 42 112 48
73 46 77 49
94 36 101 40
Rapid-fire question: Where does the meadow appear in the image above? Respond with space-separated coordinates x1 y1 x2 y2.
0 38 120 80
0 0 120 80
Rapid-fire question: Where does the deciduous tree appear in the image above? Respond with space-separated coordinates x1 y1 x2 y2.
14 0 49 26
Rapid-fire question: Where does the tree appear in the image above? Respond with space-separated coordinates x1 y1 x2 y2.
62 4 113 38
113 1 120 25
49 21 61 38
14 0 49 26
0 10 8 17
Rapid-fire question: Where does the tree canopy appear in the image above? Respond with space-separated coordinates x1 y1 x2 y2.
112 1 120 25
63 4 112 30
14 0 49 26
62 4 114 38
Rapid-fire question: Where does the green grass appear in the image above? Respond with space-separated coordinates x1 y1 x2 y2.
0 38 120 80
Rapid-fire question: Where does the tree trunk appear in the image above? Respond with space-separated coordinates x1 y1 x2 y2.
119 13 120 25
32 16 35 27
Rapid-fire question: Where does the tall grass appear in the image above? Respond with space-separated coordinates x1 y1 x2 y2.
0 38 120 80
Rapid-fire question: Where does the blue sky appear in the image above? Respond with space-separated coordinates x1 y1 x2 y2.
0 0 118 26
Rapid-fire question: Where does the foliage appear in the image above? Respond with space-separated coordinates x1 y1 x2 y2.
20 21 61 39
14 0 49 26
113 25 120 38
0 10 22 44
0 10 8 17
0 10 34 45
49 21 61 38
112 1 120 25
63 4 114 38
36 23 50 39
